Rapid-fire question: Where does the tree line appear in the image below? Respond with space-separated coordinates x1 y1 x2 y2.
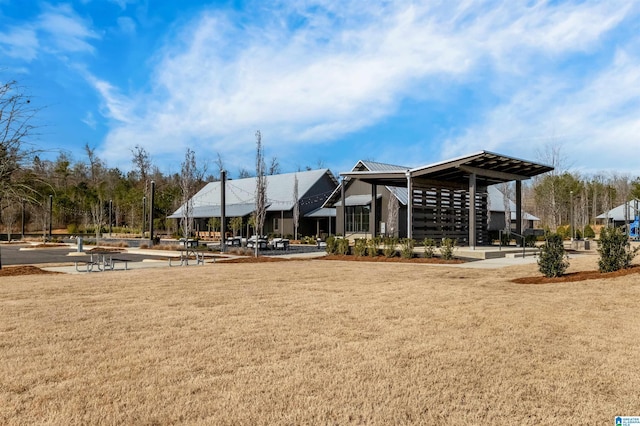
2 79 639 240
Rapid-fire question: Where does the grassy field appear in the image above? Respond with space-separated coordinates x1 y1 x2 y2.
1 256 639 424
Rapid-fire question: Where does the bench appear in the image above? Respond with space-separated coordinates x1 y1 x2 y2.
104 258 130 271
74 260 100 272
169 249 208 266
74 257 130 272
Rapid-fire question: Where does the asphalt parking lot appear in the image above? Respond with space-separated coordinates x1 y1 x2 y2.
0 244 150 267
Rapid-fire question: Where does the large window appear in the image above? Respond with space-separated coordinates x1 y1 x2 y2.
346 205 370 233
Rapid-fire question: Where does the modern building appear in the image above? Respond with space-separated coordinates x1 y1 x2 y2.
324 151 552 247
169 169 338 239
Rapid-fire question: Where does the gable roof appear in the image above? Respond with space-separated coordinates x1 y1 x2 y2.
596 199 640 221
170 169 338 218
487 185 539 220
323 160 409 207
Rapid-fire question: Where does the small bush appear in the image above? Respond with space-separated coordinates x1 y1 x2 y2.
556 225 570 240
367 237 380 257
537 233 569 278
382 236 398 258
583 224 596 239
336 238 350 255
597 227 639 273
353 238 367 257
440 238 456 260
423 238 436 258
325 236 337 254
399 238 414 259
524 235 537 247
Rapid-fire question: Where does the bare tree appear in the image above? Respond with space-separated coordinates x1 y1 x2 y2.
293 174 299 240
1 80 40 200
179 148 201 239
500 182 513 232
268 156 281 175
238 168 252 179
130 145 151 183
254 131 267 257
1 196 20 241
387 192 399 237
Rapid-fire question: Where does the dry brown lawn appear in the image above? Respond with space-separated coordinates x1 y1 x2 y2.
1 255 639 424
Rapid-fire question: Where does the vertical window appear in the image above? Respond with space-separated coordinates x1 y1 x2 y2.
273 217 280 232
346 205 370 232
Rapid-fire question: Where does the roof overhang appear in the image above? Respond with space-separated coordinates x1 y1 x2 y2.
340 151 553 187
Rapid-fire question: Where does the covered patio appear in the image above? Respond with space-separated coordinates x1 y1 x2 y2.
339 151 553 248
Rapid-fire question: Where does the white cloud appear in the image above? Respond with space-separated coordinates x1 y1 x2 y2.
116 16 136 35
443 44 640 176
95 0 637 172
0 3 98 62
38 4 99 54
0 26 39 60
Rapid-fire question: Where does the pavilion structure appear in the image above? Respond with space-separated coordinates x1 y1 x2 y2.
338 151 553 248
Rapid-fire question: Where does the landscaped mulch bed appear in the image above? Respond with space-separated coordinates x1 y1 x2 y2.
0 266 62 277
218 256 292 263
320 254 465 264
512 264 640 284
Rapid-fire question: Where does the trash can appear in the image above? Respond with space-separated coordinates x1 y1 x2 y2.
77 237 83 252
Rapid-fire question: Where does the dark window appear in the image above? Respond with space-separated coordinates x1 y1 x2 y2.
346 205 370 233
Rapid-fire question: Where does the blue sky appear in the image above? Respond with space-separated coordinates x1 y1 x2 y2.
2 0 639 178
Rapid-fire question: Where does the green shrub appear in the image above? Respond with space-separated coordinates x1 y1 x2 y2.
367 237 380 257
556 225 570 240
382 236 398 258
400 238 414 259
423 238 436 258
440 238 456 260
583 224 596 239
353 238 367 257
537 233 569 277
325 236 337 254
597 227 639 273
336 238 350 255
524 235 537 247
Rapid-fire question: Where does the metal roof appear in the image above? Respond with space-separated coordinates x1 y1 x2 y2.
168 203 257 219
170 169 337 219
596 199 640 221
305 207 336 218
487 185 539 220
341 151 553 187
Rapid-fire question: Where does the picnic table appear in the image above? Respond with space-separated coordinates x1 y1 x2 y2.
75 248 129 272
169 240 210 266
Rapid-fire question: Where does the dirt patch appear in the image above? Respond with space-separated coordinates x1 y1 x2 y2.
0 266 62 276
512 264 640 284
29 243 69 248
218 256 292 263
320 254 465 264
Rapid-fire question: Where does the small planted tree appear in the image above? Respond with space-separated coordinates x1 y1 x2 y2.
230 216 243 236
597 227 639 273
423 238 436 258
440 238 456 260
400 238 414 259
537 233 569 277
383 236 398 258
367 237 380 257
353 238 367 257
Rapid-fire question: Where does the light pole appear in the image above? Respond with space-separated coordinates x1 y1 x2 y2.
570 190 574 240
109 199 113 237
142 196 146 238
48 194 53 241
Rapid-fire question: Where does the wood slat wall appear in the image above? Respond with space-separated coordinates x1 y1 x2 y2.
411 183 488 245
